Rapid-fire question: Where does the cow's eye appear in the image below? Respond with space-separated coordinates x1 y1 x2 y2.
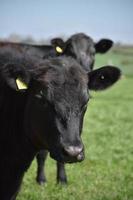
35 90 43 99
35 94 42 99
35 89 47 99
35 90 50 107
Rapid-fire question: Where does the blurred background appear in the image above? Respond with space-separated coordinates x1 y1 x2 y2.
1 0 133 75
0 0 133 44
0 1 133 200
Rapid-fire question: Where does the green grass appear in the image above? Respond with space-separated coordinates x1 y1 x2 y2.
17 47 133 200
95 46 133 77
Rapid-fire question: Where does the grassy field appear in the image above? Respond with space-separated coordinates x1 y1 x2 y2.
17 46 133 200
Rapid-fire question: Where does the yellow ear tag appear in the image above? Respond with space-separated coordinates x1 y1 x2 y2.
56 46 63 53
16 78 28 90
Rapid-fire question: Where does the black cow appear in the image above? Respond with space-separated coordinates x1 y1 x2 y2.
51 33 113 71
0 32 113 72
0 46 121 199
0 33 113 186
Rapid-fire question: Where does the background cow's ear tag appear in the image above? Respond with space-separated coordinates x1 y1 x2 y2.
56 46 63 53
16 78 28 90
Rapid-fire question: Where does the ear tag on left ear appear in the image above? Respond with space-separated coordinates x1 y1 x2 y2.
56 46 63 53
16 78 28 90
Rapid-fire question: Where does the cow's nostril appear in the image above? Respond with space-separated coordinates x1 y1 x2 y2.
63 146 83 157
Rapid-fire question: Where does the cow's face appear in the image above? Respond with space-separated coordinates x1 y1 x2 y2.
24 59 89 163
51 33 113 72
4 57 121 164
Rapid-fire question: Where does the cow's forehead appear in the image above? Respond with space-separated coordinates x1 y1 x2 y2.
68 34 95 55
46 67 88 103
49 64 88 88
37 57 88 99
69 33 93 42
48 81 88 117
38 56 88 84
69 33 94 46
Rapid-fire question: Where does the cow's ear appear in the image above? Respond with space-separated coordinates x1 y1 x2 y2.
51 38 65 54
88 66 121 91
95 39 113 53
2 64 30 91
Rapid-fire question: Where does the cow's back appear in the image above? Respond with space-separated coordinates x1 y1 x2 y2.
0 41 53 60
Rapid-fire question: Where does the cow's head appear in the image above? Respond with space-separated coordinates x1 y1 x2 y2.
51 33 113 72
3 57 121 164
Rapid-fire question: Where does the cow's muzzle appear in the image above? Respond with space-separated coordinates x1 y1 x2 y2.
63 145 84 162
50 145 85 163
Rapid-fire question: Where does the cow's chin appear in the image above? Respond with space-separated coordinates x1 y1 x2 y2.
49 149 85 164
